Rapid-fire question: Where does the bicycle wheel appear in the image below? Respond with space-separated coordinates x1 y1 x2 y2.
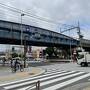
20 65 24 72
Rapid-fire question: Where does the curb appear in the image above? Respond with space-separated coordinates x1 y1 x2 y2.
27 67 46 78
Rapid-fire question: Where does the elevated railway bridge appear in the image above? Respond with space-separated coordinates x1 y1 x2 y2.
0 20 89 51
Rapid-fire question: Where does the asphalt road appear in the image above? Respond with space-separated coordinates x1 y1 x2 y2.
37 62 90 90
1 61 90 90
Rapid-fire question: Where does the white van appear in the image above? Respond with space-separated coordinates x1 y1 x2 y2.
77 52 90 67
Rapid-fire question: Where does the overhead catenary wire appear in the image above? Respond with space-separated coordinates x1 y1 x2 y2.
0 3 84 38
0 2 84 39
0 2 76 27
0 8 49 27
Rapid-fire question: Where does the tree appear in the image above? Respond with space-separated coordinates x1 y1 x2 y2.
45 47 54 57
53 47 58 57
18 54 25 58
12 53 18 58
45 47 60 59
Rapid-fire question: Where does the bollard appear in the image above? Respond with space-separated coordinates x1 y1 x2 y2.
36 81 40 90
36 82 38 90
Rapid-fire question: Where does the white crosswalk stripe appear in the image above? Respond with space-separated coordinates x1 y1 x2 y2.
43 73 90 90
4 71 76 89
1 68 90 90
0 70 66 86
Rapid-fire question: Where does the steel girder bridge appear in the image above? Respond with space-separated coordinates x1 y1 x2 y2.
0 20 81 48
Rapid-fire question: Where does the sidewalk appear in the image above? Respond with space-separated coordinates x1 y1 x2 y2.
0 66 45 84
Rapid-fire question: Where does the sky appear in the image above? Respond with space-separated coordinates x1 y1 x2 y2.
0 0 90 51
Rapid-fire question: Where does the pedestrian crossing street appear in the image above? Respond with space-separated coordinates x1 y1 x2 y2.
0 68 90 90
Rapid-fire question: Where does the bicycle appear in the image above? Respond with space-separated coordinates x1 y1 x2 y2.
11 64 24 72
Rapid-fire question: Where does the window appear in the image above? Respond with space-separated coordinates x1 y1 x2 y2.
77 54 84 59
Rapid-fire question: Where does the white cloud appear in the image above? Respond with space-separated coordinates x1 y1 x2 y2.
0 0 89 39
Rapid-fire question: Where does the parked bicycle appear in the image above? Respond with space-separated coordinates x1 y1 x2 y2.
11 58 24 73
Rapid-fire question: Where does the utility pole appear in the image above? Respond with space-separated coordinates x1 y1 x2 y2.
24 36 27 68
60 27 61 33
20 13 25 64
69 31 72 61
77 21 83 50
21 13 25 47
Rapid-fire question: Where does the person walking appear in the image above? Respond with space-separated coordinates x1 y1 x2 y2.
15 59 20 72
11 59 16 72
2 57 6 66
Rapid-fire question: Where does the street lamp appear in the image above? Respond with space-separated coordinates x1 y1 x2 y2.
20 13 25 62
21 13 25 46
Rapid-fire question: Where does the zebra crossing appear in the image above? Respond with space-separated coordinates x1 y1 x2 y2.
1 68 90 90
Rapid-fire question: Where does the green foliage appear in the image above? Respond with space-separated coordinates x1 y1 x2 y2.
45 47 62 59
18 54 25 58
12 53 18 58
45 47 54 57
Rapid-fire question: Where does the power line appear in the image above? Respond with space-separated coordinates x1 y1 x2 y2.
0 2 76 27
0 8 49 27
